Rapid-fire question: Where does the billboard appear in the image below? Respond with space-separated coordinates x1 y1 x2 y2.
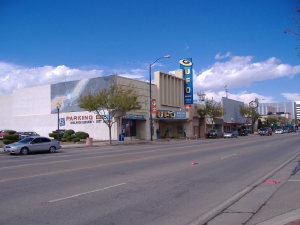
179 58 193 105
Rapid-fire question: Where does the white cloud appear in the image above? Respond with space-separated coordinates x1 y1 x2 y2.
194 55 300 96
215 52 232 59
193 90 271 104
281 93 300 101
0 63 104 95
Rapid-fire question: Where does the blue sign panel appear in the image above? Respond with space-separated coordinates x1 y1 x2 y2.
156 110 186 119
179 58 193 104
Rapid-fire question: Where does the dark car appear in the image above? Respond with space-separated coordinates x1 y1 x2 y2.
206 130 224 138
259 127 272 136
238 130 248 136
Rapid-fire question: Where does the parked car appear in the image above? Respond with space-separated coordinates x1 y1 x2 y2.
282 128 290 133
275 129 284 134
3 136 61 155
238 130 248 136
0 130 10 139
224 130 238 138
259 127 272 136
15 132 25 139
206 130 224 138
295 129 300 132
289 128 296 133
20 131 40 139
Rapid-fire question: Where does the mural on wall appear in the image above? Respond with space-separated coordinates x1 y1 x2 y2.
179 58 193 105
50 75 117 114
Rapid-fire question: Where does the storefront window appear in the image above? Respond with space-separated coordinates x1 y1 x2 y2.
122 119 136 137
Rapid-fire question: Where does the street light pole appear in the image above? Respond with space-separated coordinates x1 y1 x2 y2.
149 55 170 141
56 103 61 142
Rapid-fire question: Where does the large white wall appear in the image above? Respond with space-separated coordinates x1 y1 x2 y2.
0 93 13 129
0 85 117 140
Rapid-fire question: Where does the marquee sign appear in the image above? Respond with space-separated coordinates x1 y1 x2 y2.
179 58 193 105
156 110 186 119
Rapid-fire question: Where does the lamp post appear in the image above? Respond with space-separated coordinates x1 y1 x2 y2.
149 55 170 141
56 103 61 142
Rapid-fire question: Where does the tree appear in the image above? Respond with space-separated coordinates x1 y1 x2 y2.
268 117 278 126
239 105 260 133
285 6 300 57
280 117 289 127
78 82 143 144
291 119 299 128
196 99 224 130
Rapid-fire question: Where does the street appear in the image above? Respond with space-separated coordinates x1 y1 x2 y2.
0 134 300 225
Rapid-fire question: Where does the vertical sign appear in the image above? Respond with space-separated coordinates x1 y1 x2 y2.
152 99 157 113
179 58 193 104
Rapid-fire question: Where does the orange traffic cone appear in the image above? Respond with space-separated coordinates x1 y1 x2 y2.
186 137 188 141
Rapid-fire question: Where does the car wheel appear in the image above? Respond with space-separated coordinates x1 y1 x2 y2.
49 146 56 153
20 147 28 155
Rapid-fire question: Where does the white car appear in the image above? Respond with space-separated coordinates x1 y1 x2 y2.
3 136 61 155
275 129 284 134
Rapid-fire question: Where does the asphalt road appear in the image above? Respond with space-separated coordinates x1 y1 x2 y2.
0 134 299 225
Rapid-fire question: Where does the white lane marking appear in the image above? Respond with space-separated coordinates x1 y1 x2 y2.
221 154 237 159
288 180 300 182
49 183 126 203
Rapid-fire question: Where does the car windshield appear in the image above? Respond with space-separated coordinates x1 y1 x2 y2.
210 130 216 133
18 137 34 144
226 131 234 133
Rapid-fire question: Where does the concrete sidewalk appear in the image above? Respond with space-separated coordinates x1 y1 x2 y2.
207 153 300 225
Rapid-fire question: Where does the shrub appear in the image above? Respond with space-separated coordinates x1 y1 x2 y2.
65 129 75 135
61 138 67 142
71 134 76 139
73 138 80 143
3 134 19 140
3 130 19 145
63 133 70 138
3 139 18 145
75 131 89 140
66 136 72 142
49 132 63 138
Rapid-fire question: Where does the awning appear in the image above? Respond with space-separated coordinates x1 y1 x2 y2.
214 118 224 125
206 118 224 125
286 124 292 127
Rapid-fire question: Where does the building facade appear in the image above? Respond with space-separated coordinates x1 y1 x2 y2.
0 70 204 141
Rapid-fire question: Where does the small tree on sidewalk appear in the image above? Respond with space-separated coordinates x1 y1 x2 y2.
239 105 260 133
196 99 224 131
78 82 143 144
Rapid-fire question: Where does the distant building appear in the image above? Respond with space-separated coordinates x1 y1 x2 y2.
296 101 300 120
258 102 297 120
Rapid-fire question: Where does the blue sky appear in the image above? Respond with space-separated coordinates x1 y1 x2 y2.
1 0 300 104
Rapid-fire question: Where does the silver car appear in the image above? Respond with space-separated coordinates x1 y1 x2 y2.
224 130 238 138
3 136 61 155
